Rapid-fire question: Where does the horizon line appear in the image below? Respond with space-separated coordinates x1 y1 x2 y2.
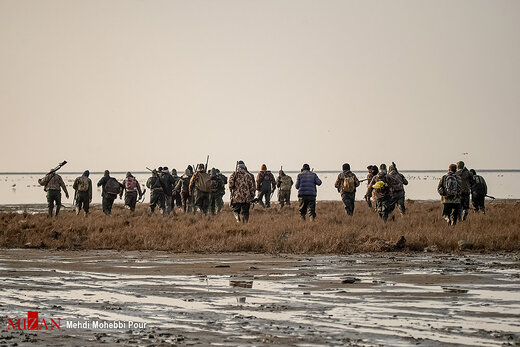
1 169 519 175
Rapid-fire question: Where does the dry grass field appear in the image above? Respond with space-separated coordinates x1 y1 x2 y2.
0 200 519 253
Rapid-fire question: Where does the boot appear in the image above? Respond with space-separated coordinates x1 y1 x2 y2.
234 212 241 223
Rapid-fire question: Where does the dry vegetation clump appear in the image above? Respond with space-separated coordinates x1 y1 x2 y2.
0 201 519 253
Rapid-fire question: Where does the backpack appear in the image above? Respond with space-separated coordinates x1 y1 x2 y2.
372 174 390 197
210 177 222 193
389 173 404 191
444 175 460 197
280 175 293 191
125 176 137 191
151 176 163 190
196 172 212 193
77 176 89 192
473 175 486 194
105 177 121 195
343 175 356 193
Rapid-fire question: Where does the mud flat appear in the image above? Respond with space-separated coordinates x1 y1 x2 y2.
0 250 519 346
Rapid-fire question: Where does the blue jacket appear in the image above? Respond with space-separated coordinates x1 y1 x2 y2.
295 170 322 197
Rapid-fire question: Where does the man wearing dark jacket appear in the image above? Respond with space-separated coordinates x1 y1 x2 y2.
175 166 193 213
334 163 360 216
295 164 322 220
256 164 276 208
470 169 487 214
161 166 176 216
388 163 409 216
171 169 182 208
456 161 474 221
73 170 92 216
97 170 123 215
146 169 165 213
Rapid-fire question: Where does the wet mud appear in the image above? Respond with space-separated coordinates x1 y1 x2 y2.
1 250 519 346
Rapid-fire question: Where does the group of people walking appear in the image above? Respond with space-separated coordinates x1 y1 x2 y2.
437 161 488 225
37 160 487 225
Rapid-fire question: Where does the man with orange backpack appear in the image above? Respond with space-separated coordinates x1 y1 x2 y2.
334 163 360 216
122 172 143 212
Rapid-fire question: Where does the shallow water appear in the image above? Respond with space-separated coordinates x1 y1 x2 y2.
0 170 518 206
0 251 519 346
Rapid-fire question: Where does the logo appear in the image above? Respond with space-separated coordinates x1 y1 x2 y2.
7 311 61 331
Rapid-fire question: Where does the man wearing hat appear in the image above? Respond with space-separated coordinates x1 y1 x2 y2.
334 163 360 216
122 171 143 212
228 161 256 222
295 164 322 220
256 164 276 208
38 168 69 217
73 170 92 216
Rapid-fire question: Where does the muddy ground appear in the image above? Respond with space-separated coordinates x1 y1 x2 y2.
0 250 519 346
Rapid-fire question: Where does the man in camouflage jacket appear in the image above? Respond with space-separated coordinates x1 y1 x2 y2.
438 164 462 225
229 161 256 223
276 170 293 208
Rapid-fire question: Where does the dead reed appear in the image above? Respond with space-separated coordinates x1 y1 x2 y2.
0 201 518 253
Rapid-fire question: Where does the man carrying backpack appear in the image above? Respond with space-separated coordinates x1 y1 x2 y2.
256 164 276 208
146 169 165 213
276 169 293 208
438 164 462 225
388 163 409 216
456 161 474 221
367 164 396 221
122 172 143 213
73 170 92 216
470 169 487 214
160 166 176 216
97 170 123 215
175 166 193 213
189 164 212 215
334 163 360 216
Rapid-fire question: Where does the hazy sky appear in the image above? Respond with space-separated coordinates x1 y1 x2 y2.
1 0 519 173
